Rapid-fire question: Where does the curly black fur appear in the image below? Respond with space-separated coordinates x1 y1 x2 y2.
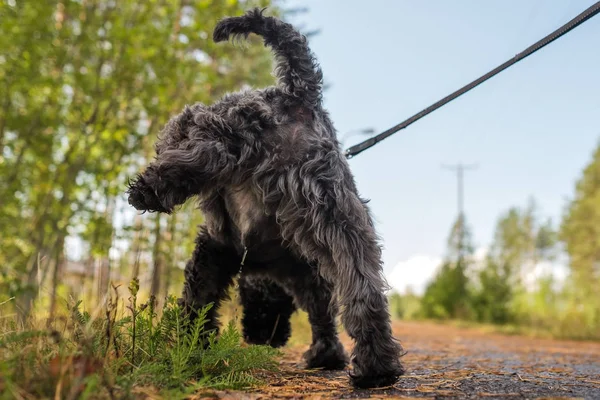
127 8 404 388
238 275 295 348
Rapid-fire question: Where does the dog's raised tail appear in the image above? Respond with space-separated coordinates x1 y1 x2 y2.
213 8 323 108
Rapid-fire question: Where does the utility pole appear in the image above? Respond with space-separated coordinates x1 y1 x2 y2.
442 163 478 261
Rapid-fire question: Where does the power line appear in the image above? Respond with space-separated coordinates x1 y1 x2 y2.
345 1 600 159
442 163 478 219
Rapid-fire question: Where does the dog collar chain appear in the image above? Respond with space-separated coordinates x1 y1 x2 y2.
240 246 248 266
233 246 247 293
231 246 248 326
233 245 247 286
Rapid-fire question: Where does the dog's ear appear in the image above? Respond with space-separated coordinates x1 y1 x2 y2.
154 109 188 155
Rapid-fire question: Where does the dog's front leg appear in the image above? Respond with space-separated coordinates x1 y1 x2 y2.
179 227 240 335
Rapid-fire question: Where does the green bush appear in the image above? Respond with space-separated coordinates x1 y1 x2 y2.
389 292 422 320
421 261 473 320
470 259 514 324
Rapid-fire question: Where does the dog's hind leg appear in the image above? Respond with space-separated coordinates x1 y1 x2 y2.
238 276 296 348
276 160 405 388
179 227 240 336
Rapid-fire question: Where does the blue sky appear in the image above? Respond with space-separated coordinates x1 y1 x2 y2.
285 1 600 292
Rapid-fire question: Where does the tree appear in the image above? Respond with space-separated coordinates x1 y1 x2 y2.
560 143 600 289
479 199 559 326
421 215 473 319
470 257 514 324
560 143 600 323
490 199 557 286
0 0 276 320
446 214 474 264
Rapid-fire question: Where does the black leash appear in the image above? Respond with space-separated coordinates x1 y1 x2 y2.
345 1 600 159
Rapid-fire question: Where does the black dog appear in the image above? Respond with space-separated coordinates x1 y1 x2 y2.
127 8 404 388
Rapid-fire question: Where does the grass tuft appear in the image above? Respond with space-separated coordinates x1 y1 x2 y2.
0 280 280 399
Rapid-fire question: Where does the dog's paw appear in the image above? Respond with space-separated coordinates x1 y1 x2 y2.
349 370 403 389
244 331 290 348
349 355 404 389
303 338 349 370
127 176 169 213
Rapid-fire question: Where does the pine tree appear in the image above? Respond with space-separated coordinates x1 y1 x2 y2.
421 214 473 319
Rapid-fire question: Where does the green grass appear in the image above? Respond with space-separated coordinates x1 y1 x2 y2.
0 279 280 399
389 292 600 342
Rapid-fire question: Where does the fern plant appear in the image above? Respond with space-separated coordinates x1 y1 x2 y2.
0 281 280 399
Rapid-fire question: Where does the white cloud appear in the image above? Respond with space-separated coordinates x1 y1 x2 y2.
521 259 569 291
386 247 569 297
473 246 488 263
386 254 442 296
386 247 489 296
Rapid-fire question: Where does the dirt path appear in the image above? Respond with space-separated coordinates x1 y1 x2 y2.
201 321 600 399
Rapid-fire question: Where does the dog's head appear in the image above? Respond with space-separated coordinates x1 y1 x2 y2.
154 103 240 185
